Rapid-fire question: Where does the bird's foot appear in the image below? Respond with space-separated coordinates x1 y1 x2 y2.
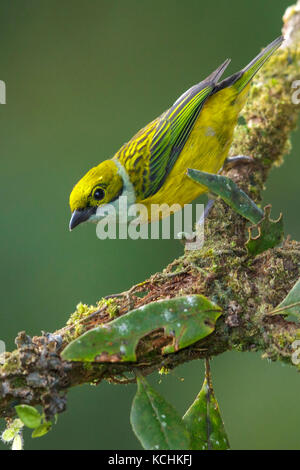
223 154 253 170
176 199 215 251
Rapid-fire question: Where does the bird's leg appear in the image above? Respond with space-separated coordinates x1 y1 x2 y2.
178 198 215 250
196 197 216 226
223 154 253 170
179 156 253 249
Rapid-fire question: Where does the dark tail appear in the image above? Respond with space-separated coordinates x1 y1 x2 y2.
205 58 231 83
215 36 284 94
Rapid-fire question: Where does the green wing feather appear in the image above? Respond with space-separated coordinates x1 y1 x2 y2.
147 87 211 196
144 59 230 197
146 36 283 197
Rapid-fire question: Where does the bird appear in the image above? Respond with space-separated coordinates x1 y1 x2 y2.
69 36 283 231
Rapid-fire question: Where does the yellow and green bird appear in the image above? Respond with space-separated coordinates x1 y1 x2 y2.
69 36 283 230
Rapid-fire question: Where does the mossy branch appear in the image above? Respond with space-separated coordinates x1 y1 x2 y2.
1 1 300 420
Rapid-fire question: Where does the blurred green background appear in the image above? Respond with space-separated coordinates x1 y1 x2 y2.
0 0 299 450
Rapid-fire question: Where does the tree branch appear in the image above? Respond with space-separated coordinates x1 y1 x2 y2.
1 1 300 420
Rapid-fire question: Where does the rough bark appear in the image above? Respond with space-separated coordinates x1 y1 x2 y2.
1 1 300 420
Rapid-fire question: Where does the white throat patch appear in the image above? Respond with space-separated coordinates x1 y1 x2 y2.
91 159 136 222
113 159 136 207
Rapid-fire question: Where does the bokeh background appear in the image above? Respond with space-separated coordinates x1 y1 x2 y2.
0 0 299 450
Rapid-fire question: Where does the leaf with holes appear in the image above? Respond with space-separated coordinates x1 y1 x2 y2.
130 376 190 450
183 366 230 450
187 169 263 224
246 205 284 256
62 295 222 362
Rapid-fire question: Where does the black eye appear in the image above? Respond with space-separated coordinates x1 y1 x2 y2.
93 188 105 201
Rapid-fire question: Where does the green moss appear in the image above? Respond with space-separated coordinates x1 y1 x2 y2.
98 298 119 319
0 351 21 375
11 377 26 388
158 366 170 375
64 298 120 344
67 302 96 326
64 302 100 341
230 47 300 176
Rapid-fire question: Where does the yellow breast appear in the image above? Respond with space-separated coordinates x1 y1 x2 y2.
139 85 250 221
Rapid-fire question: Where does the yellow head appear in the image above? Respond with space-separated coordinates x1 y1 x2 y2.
69 160 123 230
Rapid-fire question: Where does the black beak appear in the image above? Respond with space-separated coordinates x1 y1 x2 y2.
69 207 96 231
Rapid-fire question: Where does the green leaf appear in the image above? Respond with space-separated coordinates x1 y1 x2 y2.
187 169 263 224
62 295 222 362
1 419 24 443
269 278 300 321
15 405 41 429
1 429 16 443
246 205 284 256
32 422 52 438
11 434 23 450
130 376 190 450
183 361 230 450
187 170 284 256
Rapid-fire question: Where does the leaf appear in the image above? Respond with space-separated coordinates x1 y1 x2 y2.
187 169 263 224
61 295 222 362
187 170 284 255
130 376 190 450
269 278 300 321
246 205 284 256
1 429 15 443
32 422 52 438
1 419 24 443
15 405 41 429
183 361 230 450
